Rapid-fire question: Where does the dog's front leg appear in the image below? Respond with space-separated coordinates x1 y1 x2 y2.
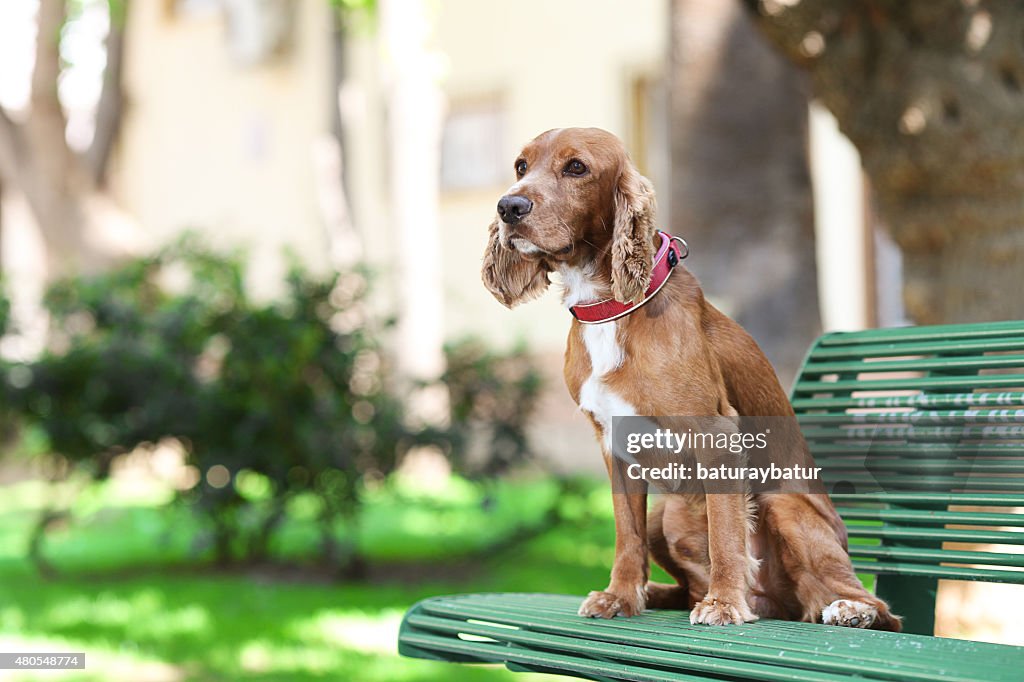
579 454 648 618
689 493 758 625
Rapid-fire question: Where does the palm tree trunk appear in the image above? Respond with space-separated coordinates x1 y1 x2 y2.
669 0 820 383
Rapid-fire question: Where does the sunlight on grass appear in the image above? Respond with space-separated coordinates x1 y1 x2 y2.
0 633 185 682
0 475 606 681
46 591 212 639
289 608 405 654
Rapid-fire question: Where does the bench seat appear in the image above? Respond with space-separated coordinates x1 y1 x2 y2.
399 321 1024 679
399 593 1024 681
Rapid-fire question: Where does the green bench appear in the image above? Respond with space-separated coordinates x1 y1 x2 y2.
398 320 1024 680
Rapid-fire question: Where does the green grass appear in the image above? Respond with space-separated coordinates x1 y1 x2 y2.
0 474 641 681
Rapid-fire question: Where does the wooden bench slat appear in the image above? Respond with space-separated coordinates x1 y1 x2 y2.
846 525 1024 545
834 506 1024 526
405 612 865 682
814 475 1024 492
809 444 1024 457
801 426 1024 442
802 355 1024 375
422 594 1015 667
809 338 1024 359
815 321 1024 346
850 545 1024 568
798 410 1024 425
851 561 1024 583
399 594 1024 681
814 460 1024 474
794 374 1024 393
792 393 1024 410
827 492 1024 505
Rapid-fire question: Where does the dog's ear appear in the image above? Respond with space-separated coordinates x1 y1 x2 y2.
610 163 657 304
481 217 551 308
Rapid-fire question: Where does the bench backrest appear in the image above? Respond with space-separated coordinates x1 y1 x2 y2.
791 320 1024 633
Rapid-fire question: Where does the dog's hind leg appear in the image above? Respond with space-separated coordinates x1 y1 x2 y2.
761 495 902 631
645 581 691 609
647 496 710 609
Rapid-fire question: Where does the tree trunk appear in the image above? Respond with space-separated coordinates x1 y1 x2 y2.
742 0 1024 324
85 0 129 188
380 0 449 424
0 0 128 277
669 0 820 384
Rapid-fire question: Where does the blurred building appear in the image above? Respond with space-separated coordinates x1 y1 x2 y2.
0 0 889 472
115 0 339 298
92 0 669 471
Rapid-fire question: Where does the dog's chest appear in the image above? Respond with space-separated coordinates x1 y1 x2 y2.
559 264 639 449
574 322 637 449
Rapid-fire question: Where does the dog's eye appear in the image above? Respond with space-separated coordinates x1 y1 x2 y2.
515 160 527 177
564 159 588 176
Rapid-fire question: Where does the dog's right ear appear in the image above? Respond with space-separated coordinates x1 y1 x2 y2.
481 218 550 308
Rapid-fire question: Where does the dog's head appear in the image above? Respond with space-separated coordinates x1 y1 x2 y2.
481 127 657 308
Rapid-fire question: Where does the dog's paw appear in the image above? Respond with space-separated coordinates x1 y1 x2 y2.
822 599 877 629
578 587 645 619
689 594 757 625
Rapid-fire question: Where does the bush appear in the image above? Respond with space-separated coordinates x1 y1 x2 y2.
442 339 543 478
2 239 544 575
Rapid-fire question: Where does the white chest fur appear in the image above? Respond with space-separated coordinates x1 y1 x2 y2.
560 265 638 453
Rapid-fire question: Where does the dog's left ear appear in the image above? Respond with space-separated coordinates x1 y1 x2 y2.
610 163 657 304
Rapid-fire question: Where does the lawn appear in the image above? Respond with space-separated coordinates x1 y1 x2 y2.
0 473 652 681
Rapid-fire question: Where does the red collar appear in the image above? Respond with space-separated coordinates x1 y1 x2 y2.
569 230 688 324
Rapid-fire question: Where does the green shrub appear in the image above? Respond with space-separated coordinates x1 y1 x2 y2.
2 239 544 576
442 338 543 477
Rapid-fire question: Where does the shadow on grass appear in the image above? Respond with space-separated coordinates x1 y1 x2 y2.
0 478 629 681
1 526 618 681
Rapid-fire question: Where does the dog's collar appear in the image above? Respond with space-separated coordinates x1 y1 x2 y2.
569 230 688 325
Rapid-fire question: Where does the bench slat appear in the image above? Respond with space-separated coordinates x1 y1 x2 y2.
850 545 1024 567
827 492 1024 505
798 410 1024 425
847 525 1024 544
812 474 1024 492
793 393 1024 410
814 460 1024 474
809 444 1024 457
851 561 1024 583
801 355 1024 375
809 338 1024 359
794 374 1024 393
834 506 1024 526
816 321 1024 345
399 594 1024 681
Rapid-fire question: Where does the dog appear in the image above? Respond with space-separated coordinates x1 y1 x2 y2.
480 127 900 630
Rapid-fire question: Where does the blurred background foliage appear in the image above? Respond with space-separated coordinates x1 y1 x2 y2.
0 239 562 582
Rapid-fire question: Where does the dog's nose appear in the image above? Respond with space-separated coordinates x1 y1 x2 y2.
497 195 533 225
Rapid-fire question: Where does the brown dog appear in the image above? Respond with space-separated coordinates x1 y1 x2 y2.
481 127 900 630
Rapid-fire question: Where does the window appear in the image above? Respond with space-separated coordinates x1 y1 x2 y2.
629 73 670 218
440 100 506 192
173 0 221 19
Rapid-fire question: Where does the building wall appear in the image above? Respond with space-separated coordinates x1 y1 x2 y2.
113 0 336 299
344 0 669 354
114 0 668 473
344 0 669 472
